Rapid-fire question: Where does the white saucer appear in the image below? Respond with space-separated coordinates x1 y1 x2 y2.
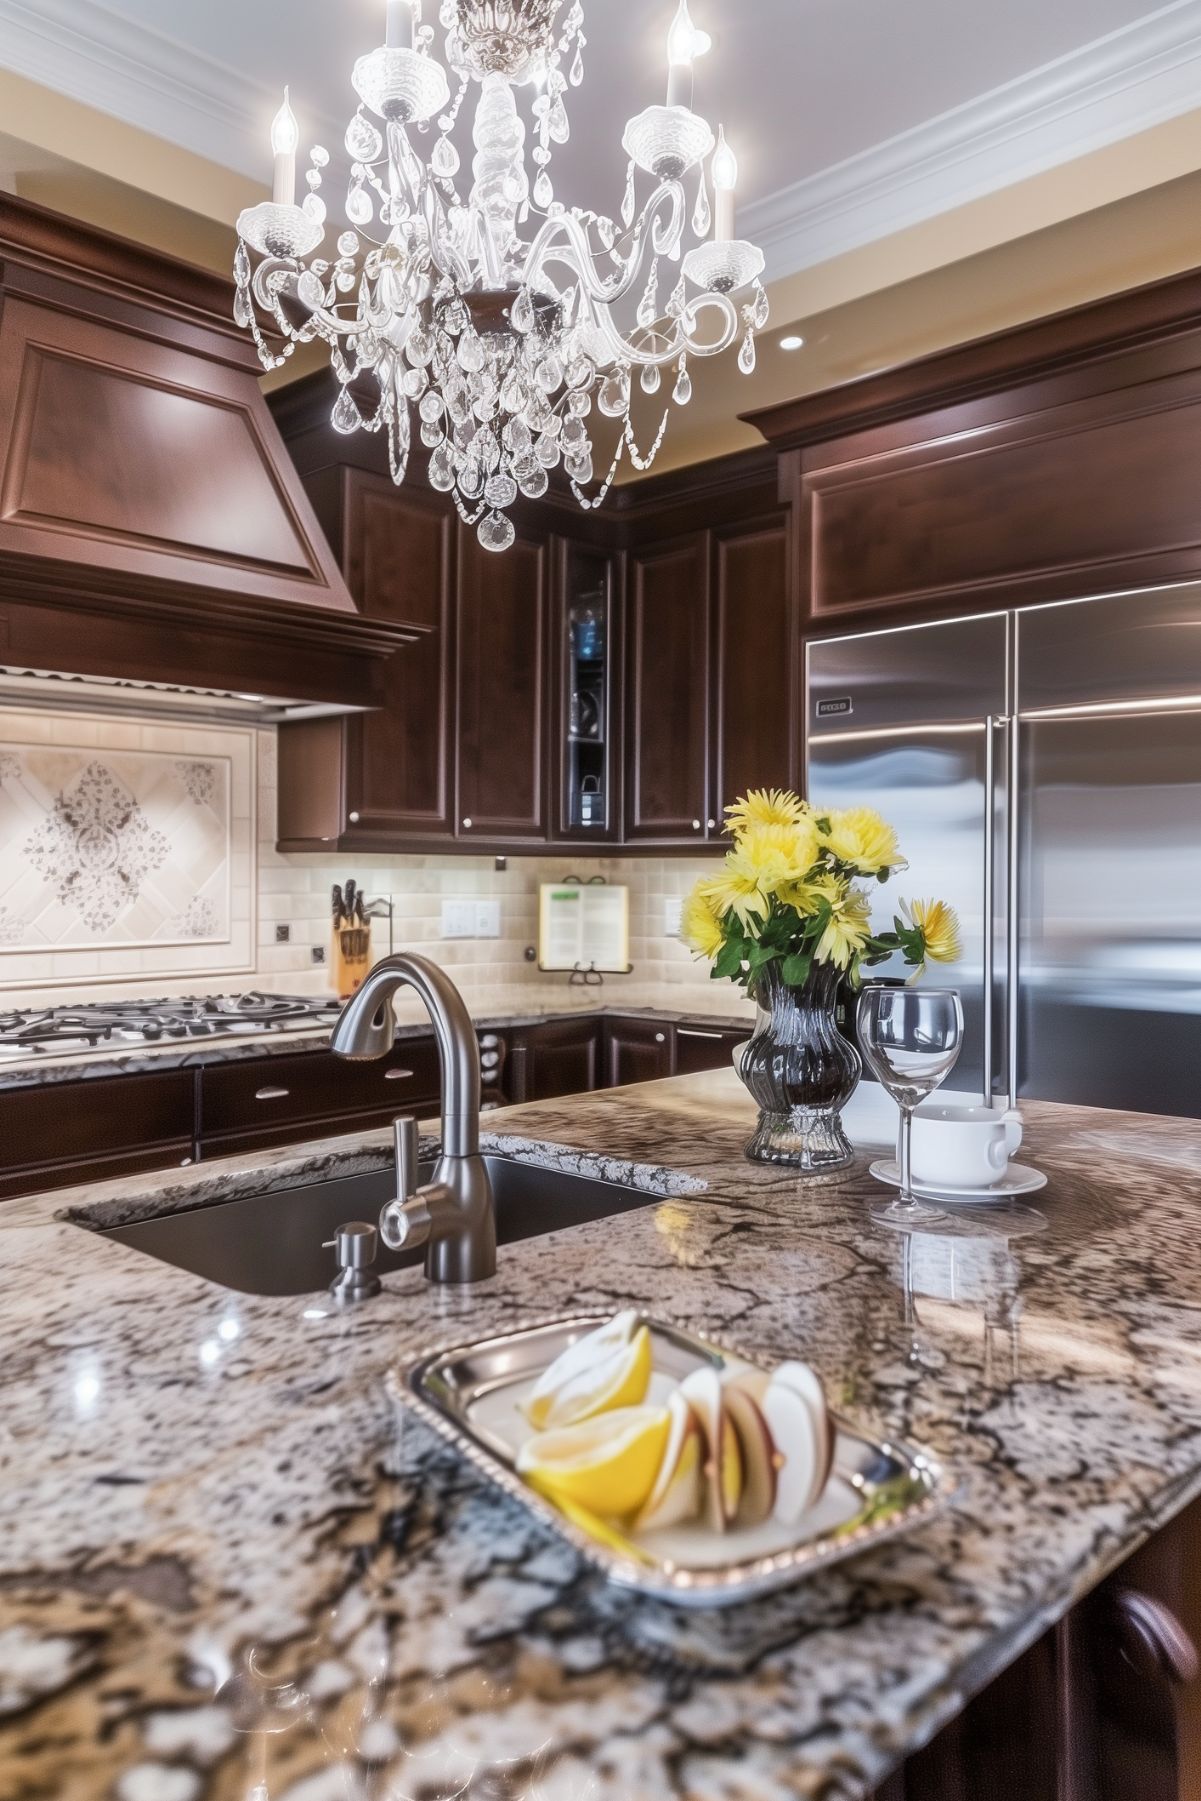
868 1158 1048 1203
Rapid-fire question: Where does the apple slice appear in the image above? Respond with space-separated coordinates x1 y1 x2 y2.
633 1389 703 1531
722 1374 778 1527
761 1372 822 1526
680 1367 743 1531
772 1360 835 1506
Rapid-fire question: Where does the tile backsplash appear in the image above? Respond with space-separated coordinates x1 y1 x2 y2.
0 718 723 1010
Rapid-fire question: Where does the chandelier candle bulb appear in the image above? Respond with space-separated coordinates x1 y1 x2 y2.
385 0 414 50
270 88 299 207
712 125 737 240
666 0 709 110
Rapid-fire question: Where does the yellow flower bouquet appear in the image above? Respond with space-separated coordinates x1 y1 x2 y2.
682 789 961 1173
683 788 961 993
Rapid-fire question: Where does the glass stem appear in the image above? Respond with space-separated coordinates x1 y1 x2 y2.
899 1102 915 1209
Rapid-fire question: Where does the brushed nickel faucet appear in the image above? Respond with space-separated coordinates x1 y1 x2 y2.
330 954 496 1284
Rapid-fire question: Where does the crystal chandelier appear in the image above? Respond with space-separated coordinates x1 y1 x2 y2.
235 0 767 552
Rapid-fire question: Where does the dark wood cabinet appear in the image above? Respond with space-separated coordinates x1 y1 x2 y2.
508 1016 603 1103
277 471 456 849
711 516 796 818
198 1039 441 1155
673 1021 746 1075
552 539 621 842
624 535 710 842
0 1070 196 1199
604 1016 674 1087
455 521 549 841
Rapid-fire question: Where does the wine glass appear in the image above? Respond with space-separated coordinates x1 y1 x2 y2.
856 985 964 1230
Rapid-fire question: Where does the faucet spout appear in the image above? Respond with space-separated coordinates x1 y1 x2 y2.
331 952 481 1156
330 954 494 1282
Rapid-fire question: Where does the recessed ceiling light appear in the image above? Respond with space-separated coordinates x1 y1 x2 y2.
779 334 805 351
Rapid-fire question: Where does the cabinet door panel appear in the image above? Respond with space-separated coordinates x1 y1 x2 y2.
605 1018 673 1087
522 1017 602 1101
345 477 455 838
456 524 548 839
625 537 709 841
713 518 794 815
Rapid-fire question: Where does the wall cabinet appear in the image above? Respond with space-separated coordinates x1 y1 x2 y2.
455 520 548 841
271 383 791 855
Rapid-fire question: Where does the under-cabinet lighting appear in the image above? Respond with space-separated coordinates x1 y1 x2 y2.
779 334 805 350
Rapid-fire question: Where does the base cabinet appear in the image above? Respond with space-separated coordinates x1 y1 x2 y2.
870 1496 1201 1801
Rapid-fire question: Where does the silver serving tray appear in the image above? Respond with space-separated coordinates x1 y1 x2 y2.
394 1314 953 1608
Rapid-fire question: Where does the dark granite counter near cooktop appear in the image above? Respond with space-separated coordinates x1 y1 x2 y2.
6 1068 1201 1797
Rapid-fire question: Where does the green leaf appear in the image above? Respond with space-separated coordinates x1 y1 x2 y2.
713 937 747 981
781 952 812 985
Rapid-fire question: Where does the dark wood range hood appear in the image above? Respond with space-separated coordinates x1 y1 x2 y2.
0 195 413 712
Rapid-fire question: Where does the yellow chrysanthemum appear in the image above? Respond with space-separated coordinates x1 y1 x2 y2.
820 806 905 875
680 880 724 959
814 887 874 972
724 788 809 835
736 817 820 890
777 869 842 916
903 897 962 968
701 855 771 929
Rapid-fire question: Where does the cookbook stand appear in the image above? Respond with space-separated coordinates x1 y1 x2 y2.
538 876 632 979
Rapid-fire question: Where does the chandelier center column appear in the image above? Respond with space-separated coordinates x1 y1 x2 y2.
472 73 527 284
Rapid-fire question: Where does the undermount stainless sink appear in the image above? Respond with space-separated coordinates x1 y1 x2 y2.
91 1157 658 1296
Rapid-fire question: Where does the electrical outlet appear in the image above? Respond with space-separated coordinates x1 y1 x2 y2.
663 897 683 937
441 899 475 939
311 945 326 966
475 900 501 939
274 923 291 944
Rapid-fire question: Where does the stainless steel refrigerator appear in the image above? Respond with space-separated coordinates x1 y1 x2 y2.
805 585 1201 1118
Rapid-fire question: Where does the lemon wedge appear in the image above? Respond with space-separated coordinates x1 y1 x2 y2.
518 1404 671 1519
523 1320 652 1431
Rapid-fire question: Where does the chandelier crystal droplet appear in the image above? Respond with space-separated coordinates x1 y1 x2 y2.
235 0 768 550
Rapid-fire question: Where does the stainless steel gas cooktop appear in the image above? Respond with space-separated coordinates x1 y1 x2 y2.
0 993 342 1061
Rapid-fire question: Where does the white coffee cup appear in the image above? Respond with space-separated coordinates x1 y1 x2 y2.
906 1104 1023 1191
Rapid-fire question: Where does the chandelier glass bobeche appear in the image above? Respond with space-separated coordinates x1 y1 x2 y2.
235 0 768 552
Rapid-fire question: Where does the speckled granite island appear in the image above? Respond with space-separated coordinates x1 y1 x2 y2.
5 1069 1201 1799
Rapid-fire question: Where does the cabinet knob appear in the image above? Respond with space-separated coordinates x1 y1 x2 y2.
180 1157 193 1167
707 818 716 830
691 819 701 831
655 1032 666 1044
462 817 473 830
348 811 360 824
1109 1587 1200 1686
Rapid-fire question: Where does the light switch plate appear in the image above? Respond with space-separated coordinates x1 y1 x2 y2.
441 899 475 939
663 897 683 937
475 900 501 938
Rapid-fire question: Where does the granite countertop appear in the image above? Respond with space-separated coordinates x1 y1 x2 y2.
0 985 756 1090
5 1070 1201 1799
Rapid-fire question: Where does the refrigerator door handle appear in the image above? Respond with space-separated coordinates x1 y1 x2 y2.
1007 708 1021 1110
983 715 997 1102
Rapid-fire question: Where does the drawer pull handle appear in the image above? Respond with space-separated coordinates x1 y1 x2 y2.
255 1086 290 1101
679 1028 723 1041
384 1068 415 1081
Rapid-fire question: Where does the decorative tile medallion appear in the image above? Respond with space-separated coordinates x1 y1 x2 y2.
0 712 256 988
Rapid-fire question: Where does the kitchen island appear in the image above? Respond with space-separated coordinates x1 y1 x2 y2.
4 1070 1201 1799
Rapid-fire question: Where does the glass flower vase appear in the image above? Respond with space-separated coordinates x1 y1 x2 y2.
737 962 862 1173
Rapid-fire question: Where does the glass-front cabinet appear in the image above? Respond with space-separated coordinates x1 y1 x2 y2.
556 542 618 840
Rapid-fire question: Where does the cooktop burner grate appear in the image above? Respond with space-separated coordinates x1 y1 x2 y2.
0 993 343 1054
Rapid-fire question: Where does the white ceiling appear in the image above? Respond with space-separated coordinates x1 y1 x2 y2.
2 0 1200 277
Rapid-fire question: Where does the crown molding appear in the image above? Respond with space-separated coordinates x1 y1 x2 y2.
744 0 1201 281
0 0 338 182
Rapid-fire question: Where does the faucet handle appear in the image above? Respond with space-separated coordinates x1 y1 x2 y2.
394 1114 419 1200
